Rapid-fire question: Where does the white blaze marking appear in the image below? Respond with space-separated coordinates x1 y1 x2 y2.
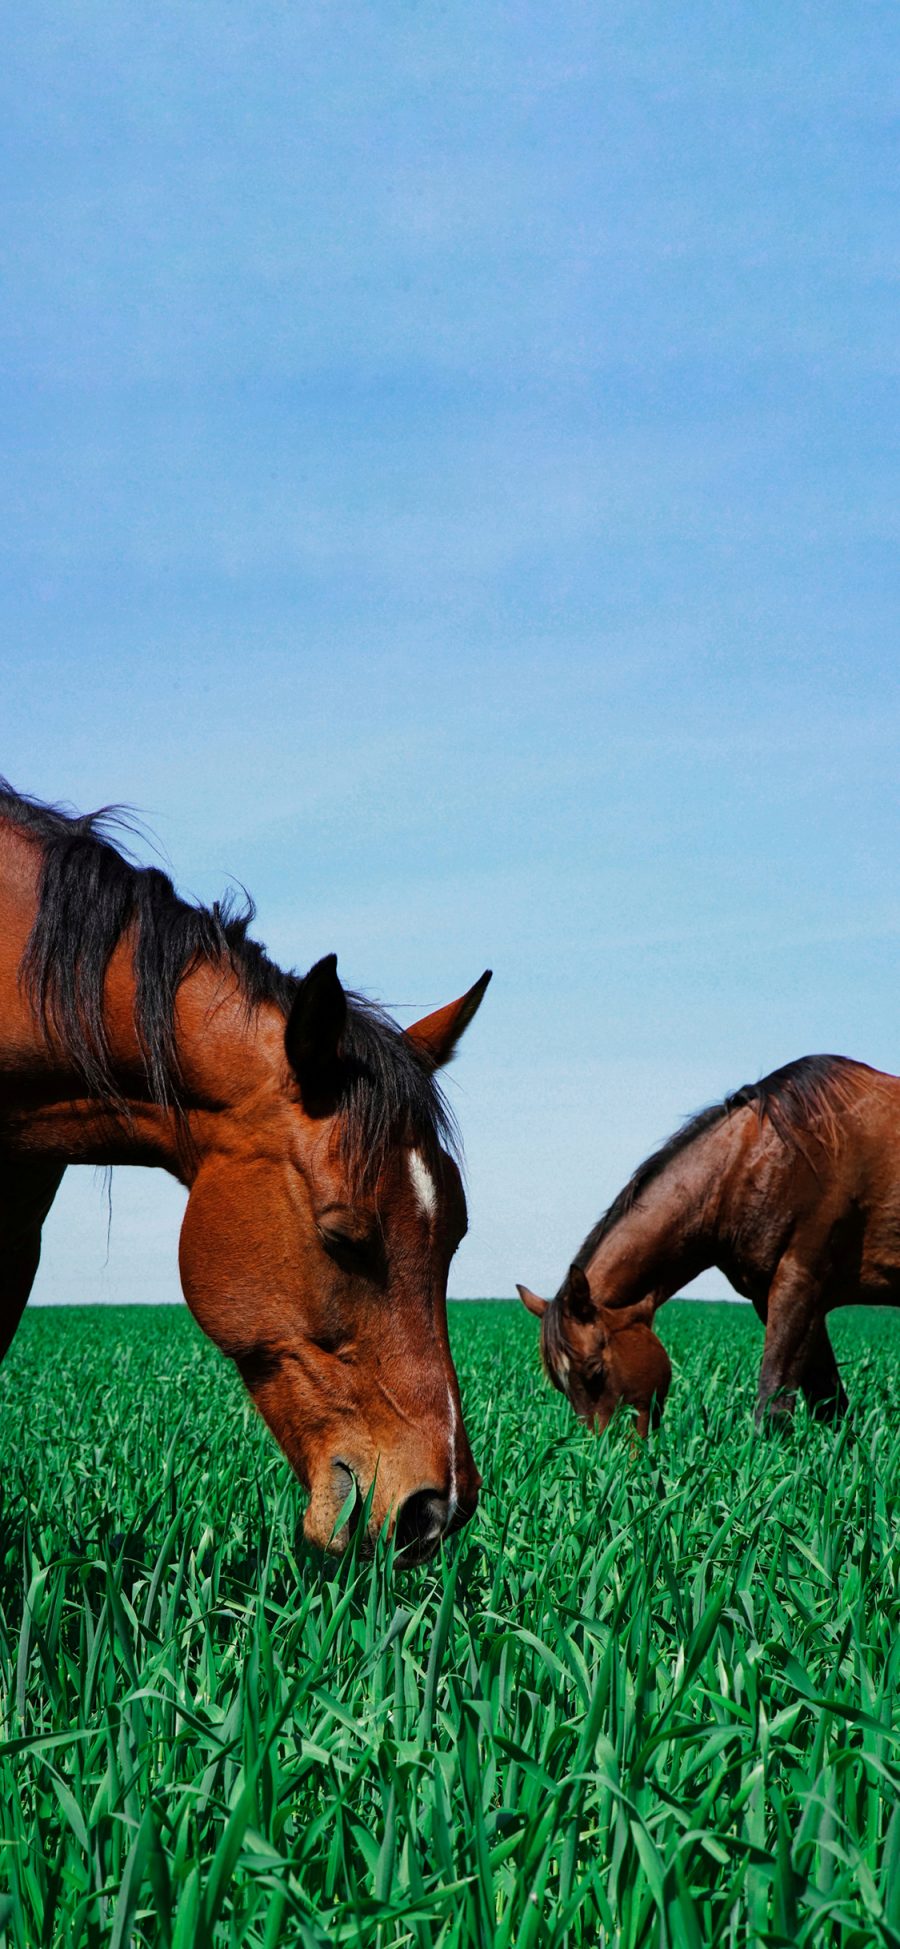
446 1383 458 1519
409 1148 438 1223
408 1147 457 1522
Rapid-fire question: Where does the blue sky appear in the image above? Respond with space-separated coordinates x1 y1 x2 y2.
3 2 897 1300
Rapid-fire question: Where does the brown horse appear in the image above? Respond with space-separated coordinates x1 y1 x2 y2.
0 782 491 1559
518 1272 671 1435
518 1055 900 1427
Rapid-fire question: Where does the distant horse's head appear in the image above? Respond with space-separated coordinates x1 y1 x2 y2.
179 957 490 1561
517 1265 671 1434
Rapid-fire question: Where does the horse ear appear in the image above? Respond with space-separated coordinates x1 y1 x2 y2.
405 969 492 1070
285 954 348 1108
516 1283 548 1320
563 1263 598 1325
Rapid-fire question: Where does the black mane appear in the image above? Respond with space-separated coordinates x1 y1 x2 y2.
561 1053 870 1296
1 781 456 1178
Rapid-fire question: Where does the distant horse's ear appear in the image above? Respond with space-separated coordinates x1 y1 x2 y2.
563 1263 598 1325
517 1283 548 1320
405 970 492 1071
285 954 347 1109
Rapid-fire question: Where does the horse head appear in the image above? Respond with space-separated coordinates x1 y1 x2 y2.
179 959 491 1561
517 1266 670 1432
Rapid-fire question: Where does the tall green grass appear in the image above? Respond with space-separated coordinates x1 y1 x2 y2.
1 1299 899 1947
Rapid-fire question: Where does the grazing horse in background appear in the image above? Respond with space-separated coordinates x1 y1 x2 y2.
518 1273 671 1435
0 781 491 1559
518 1055 900 1427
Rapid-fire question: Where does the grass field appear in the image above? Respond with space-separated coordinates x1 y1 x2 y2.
1 1298 899 1947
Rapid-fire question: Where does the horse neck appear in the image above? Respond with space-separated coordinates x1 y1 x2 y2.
6 941 280 1181
586 1138 723 1305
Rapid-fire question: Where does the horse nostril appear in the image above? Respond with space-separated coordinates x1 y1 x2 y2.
394 1487 449 1559
330 1462 362 1539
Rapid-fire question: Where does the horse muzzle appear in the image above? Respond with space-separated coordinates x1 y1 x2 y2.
303 1456 480 1561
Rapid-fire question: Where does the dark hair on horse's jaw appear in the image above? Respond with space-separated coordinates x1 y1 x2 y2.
541 1299 608 1402
540 1300 569 1394
1 780 458 1184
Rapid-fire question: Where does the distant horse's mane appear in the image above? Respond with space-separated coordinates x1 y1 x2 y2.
1 780 456 1178
559 1053 871 1298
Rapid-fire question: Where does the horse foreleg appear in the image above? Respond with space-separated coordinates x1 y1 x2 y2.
756 1258 823 1428
0 1163 66 1361
799 1320 849 1423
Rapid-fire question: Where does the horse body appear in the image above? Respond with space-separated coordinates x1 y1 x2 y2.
0 786 490 1557
520 1056 900 1424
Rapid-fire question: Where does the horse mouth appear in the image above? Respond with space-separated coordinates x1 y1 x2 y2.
312 1465 474 1563
392 1492 472 1566
394 1529 442 1567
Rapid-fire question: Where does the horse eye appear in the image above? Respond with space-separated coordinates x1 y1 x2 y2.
319 1225 382 1276
321 1226 365 1257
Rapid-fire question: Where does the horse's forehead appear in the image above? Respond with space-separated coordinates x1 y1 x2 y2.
303 1110 462 1236
397 1142 465 1236
408 1146 439 1222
